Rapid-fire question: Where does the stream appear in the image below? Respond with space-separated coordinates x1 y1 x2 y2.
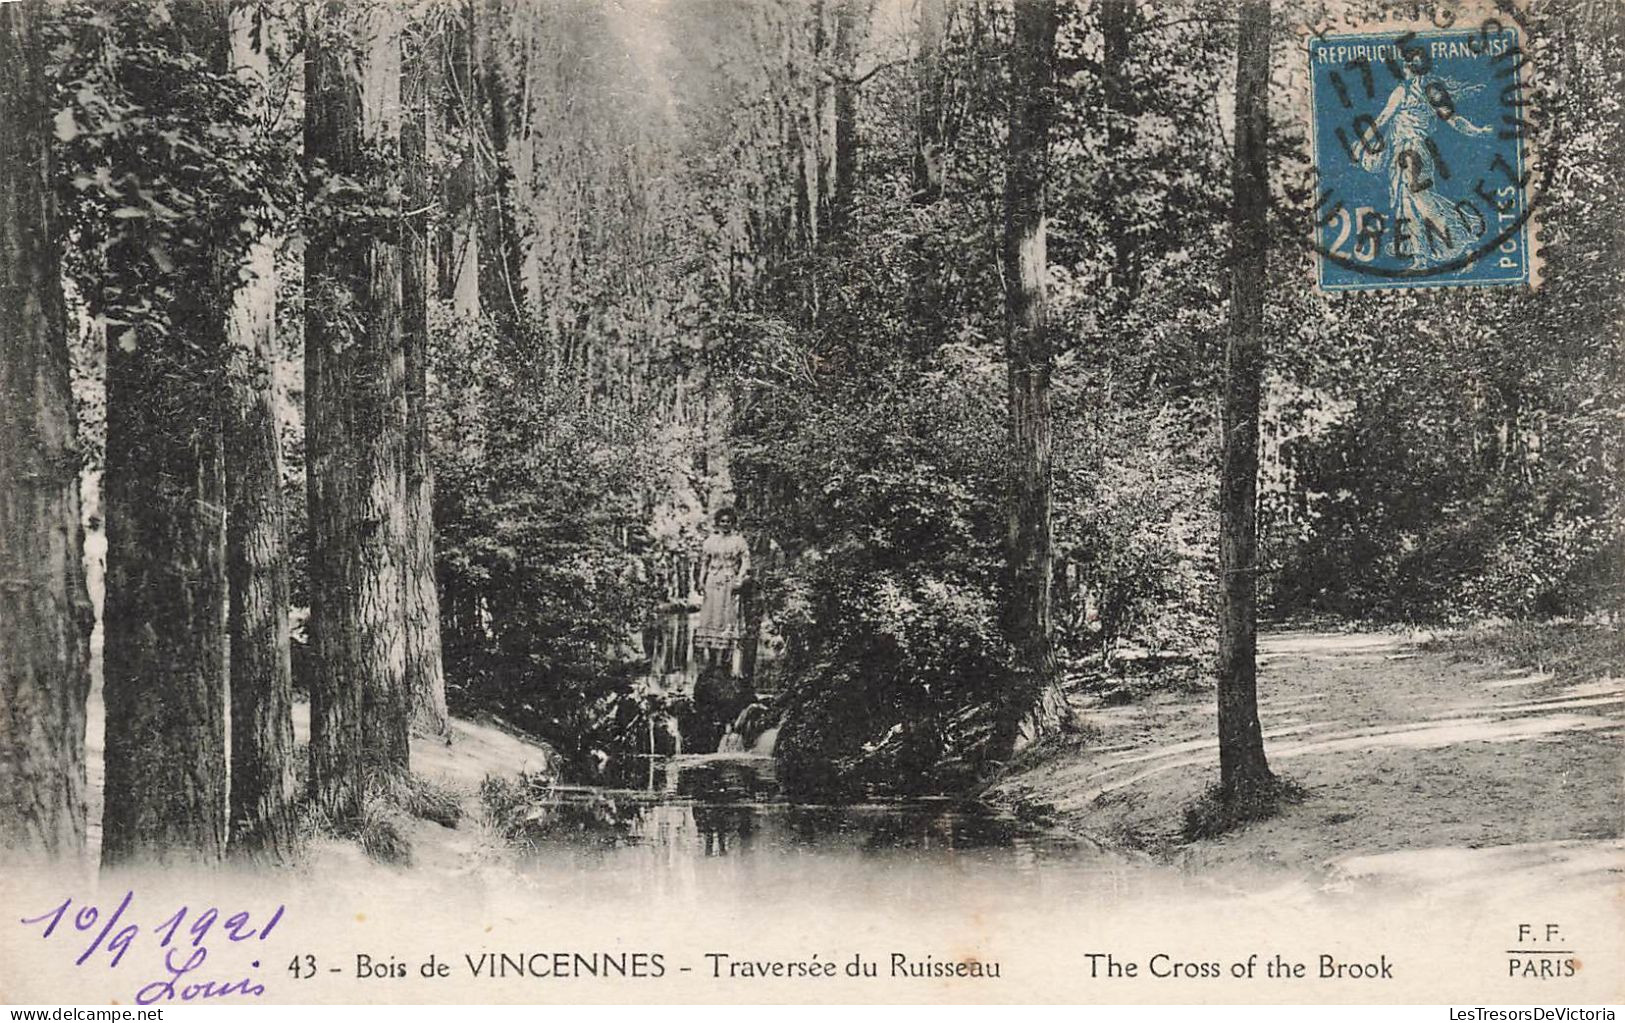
506 751 1192 910
528 606 1191 908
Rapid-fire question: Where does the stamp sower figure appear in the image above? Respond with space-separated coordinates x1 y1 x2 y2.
1359 73 1494 268
693 506 751 675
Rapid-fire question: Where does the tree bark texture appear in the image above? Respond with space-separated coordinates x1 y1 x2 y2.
1216 0 1275 796
100 2 232 867
1002 0 1067 751
101 252 229 867
403 22 450 739
304 0 411 817
0 0 95 861
223 6 297 862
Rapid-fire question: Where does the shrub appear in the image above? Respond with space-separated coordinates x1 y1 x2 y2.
479 771 641 849
430 313 667 774
733 342 1029 797
1054 400 1218 659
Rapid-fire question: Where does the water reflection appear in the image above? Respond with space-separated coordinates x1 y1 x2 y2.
510 754 1185 909
640 609 700 694
550 756 1061 858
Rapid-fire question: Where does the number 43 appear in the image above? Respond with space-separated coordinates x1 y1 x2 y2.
288 954 317 979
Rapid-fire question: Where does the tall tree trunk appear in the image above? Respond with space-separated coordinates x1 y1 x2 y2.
1101 0 1139 319
0 0 95 861
223 5 296 862
101 3 230 867
305 0 411 818
443 0 480 319
830 0 861 227
1216 0 1275 798
815 1 837 226
403 21 449 740
475 0 525 330
1002 0 1068 753
906 0 949 361
912 0 946 201
100 284 229 866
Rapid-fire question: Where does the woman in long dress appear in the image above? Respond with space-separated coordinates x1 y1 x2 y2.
693 507 751 673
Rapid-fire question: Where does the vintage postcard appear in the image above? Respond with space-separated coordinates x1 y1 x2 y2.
1 0 1620 1008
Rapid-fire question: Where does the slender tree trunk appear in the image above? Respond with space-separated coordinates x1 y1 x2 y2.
830 0 861 227
912 0 946 201
906 0 949 361
1216 0 1275 798
304 0 411 818
0 0 95 861
1101 0 1139 318
475 0 524 330
791 101 818 255
223 6 296 861
1002 0 1068 752
815 0 837 226
443 0 480 319
403 21 450 740
738 538 766 687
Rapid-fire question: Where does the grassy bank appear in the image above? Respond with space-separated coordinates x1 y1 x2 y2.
1421 619 1623 680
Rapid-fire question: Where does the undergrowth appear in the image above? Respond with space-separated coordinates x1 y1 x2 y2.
1420 620 1622 680
295 766 466 865
1181 775 1308 842
480 771 638 849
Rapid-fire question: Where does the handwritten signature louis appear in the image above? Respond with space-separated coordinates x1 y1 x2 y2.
20 892 283 1005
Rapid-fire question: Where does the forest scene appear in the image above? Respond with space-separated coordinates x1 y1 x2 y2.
1 0 1621 935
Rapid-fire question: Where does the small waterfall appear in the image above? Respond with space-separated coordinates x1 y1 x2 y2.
750 726 778 756
716 701 776 755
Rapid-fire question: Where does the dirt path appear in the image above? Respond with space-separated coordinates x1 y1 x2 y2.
991 630 1624 886
82 689 553 868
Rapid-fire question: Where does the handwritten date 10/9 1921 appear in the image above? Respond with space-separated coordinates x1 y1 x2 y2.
19 893 282 1005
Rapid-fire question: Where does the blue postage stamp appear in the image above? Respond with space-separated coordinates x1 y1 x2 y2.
1308 21 1536 291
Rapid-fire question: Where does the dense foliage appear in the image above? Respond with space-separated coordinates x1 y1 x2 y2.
709 3 1241 792
48 0 1621 800
51 0 296 465
429 312 666 770
51 3 293 333
1259 3 1624 621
